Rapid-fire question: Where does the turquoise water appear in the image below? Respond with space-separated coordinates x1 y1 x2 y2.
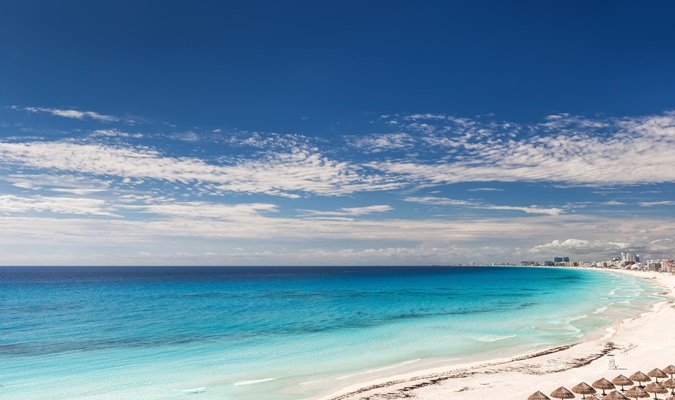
0 266 663 400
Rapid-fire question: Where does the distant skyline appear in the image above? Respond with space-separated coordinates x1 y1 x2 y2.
1 1 675 265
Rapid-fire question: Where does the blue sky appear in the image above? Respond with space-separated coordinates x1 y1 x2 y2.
1 1 675 265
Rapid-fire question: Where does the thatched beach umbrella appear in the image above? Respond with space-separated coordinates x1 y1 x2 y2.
587 395 601 400
604 390 630 400
661 379 675 395
574 382 598 399
530 391 552 400
551 386 576 400
626 386 650 400
631 372 652 387
645 382 668 400
594 378 617 395
613 375 635 392
663 366 675 380
649 369 669 384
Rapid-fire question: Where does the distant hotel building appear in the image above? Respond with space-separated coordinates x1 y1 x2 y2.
620 251 640 266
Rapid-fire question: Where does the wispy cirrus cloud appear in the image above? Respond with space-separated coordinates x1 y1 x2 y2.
404 196 564 216
348 133 415 153
1 108 675 265
131 201 278 220
300 205 393 219
3 173 110 195
12 106 120 122
467 187 504 192
0 194 113 216
0 141 400 197
372 111 675 186
639 200 675 207
90 129 143 139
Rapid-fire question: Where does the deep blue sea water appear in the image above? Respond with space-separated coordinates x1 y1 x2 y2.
0 266 663 400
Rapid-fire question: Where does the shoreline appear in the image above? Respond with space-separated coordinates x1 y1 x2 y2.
318 269 675 400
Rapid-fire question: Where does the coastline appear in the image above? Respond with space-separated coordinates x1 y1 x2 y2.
318 269 675 400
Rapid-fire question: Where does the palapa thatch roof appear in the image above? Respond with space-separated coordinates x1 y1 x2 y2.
604 390 630 400
551 387 576 399
661 378 675 389
625 386 650 399
594 378 617 390
573 382 598 395
613 375 635 387
530 391 552 400
645 382 668 394
663 366 675 376
630 371 652 383
649 369 669 380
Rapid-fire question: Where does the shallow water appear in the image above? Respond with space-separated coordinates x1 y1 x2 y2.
0 266 663 400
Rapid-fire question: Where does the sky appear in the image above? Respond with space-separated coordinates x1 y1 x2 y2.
1 0 675 265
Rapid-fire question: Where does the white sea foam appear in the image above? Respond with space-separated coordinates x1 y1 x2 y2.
594 306 608 314
335 359 422 381
233 377 278 386
474 334 517 343
567 314 589 323
299 378 329 386
180 387 206 394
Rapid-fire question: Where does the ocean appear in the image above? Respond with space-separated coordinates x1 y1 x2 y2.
0 266 663 400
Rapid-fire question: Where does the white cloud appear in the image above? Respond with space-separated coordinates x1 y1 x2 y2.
300 205 393 219
3 173 110 195
349 133 414 152
90 129 143 139
468 187 504 192
404 196 563 216
480 205 564 216
0 141 400 197
530 238 628 254
132 201 278 220
18 106 119 122
1 212 674 264
404 196 474 207
371 111 675 186
0 195 113 216
639 200 675 207
170 131 200 142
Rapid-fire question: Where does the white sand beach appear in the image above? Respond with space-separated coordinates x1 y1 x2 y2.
320 269 675 400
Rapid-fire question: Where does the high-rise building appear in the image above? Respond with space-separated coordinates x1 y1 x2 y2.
621 251 637 265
